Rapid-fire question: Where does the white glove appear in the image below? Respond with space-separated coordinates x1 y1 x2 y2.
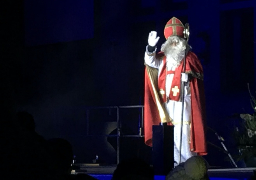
181 73 188 82
148 31 160 47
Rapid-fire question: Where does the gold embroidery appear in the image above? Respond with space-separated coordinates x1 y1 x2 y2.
171 121 191 125
159 89 165 99
159 89 165 94
172 17 177 36
165 24 184 28
172 86 179 96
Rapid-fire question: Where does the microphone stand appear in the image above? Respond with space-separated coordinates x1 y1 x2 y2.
179 24 190 164
207 127 238 168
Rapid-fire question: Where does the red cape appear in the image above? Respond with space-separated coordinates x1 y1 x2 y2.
144 51 207 155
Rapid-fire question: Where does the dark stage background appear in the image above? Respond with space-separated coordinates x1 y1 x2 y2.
1 0 256 168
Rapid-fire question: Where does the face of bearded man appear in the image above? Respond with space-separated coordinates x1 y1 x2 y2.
161 36 186 69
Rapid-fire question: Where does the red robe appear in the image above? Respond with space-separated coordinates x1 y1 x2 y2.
144 51 207 156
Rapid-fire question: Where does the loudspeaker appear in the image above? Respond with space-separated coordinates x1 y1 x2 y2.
152 124 174 175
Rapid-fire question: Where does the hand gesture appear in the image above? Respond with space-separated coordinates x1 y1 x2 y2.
148 31 160 47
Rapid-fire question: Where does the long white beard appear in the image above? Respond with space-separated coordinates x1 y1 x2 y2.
161 36 186 69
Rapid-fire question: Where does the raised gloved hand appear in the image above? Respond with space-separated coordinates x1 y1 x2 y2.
148 31 160 47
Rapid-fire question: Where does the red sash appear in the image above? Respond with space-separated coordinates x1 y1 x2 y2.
158 57 186 102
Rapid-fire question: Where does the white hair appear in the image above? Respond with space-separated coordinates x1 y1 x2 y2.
161 36 186 69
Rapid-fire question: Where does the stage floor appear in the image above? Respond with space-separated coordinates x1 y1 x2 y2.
73 164 256 180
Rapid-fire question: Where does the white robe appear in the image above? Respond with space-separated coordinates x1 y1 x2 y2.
144 49 197 166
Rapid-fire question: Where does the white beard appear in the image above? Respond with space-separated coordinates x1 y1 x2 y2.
161 36 186 69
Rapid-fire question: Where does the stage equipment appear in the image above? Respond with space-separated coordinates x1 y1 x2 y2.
152 123 174 175
207 127 238 168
